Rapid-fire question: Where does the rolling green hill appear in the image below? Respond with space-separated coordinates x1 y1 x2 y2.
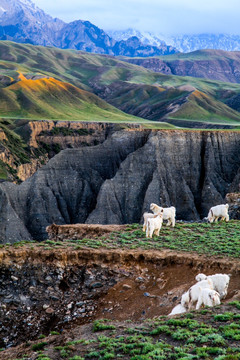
1 41 240 127
0 72 142 122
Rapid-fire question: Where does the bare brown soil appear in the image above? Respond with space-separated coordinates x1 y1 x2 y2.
0 243 239 359
46 223 127 240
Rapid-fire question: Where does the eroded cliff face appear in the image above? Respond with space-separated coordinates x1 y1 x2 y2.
0 120 129 182
0 129 240 243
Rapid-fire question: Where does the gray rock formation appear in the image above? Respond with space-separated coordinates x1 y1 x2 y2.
0 130 240 243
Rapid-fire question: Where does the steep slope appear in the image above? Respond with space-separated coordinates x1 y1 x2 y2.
0 129 240 243
0 0 64 46
125 49 240 83
169 90 240 124
0 73 142 121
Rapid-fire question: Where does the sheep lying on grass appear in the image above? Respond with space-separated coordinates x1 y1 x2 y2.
146 209 164 238
207 204 229 223
150 203 176 227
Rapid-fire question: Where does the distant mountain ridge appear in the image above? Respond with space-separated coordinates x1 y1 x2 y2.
124 49 240 84
0 0 177 56
107 29 240 53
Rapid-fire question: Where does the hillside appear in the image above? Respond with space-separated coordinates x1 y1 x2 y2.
0 72 142 122
125 49 240 83
0 223 239 358
1 41 240 128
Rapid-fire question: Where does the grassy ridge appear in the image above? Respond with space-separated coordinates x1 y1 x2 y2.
7 221 240 259
0 74 143 122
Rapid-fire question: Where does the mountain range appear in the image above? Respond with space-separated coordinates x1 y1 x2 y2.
0 0 177 56
107 29 240 53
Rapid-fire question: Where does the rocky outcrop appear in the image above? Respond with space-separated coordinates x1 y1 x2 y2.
226 192 240 220
23 120 126 149
0 129 240 243
0 121 132 182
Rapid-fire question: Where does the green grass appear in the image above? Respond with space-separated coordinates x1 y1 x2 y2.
6 220 240 258
12 304 240 359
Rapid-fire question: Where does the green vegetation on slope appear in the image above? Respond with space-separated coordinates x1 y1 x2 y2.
10 302 240 359
7 220 240 258
0 73 143 122
1 41 240 126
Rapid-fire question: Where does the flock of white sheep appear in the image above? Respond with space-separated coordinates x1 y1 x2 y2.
143 203 229 239
169 273 230 316
142 202 231 314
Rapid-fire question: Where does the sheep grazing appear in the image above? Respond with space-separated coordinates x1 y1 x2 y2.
146 209 164 238
150 203 176 227
186 278 214 310
195 273 230 299
169 304 187 316
207 204 229 223
195 288 221 310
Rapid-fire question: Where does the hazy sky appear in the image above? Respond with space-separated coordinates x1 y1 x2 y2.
33 0 240 35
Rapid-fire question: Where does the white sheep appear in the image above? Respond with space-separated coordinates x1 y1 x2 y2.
150 203 176 227
168 304 187 316
186 278 214 310
195 288 221 310
146 209 164 238
143 212 159 232
195 273 230 299
181 291 190 308
207 204 229 223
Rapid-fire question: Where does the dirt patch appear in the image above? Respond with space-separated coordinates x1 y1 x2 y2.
95 263 240 322
46 223 127 240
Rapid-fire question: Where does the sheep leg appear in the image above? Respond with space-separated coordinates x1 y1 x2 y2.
195 298 202 310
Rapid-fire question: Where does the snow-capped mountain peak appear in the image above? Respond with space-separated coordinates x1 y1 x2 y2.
107 28 240 53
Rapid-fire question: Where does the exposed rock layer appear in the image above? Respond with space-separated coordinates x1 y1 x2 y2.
0 129 240 243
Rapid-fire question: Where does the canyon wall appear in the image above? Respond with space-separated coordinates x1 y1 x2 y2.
0 129 240 243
